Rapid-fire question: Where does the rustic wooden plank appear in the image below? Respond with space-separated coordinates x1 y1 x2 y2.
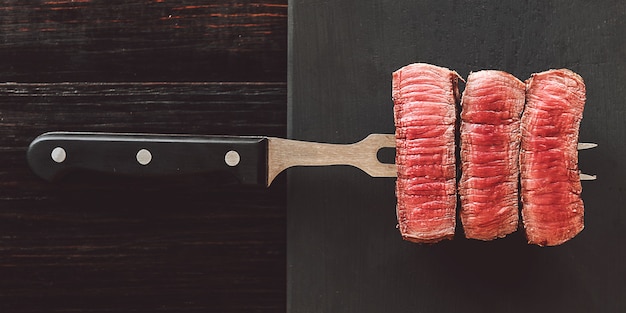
0 0 288 311
0 0 287 82
0 82 287 185
0 82 287 312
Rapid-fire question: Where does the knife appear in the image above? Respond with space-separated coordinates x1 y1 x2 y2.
27 132 597 185
27 132 397 186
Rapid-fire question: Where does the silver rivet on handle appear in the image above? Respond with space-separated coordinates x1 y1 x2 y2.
51 147 66 163
224 150 240 167
136 149 152 165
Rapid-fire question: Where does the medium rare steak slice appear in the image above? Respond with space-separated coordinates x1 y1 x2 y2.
459 70 525 240
392 63 460 243
521 69 586 246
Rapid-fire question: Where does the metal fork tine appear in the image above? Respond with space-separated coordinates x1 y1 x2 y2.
580 173 597 181
366 136 597 181
578 143 596 181
380 138 596 150
578 143 597 150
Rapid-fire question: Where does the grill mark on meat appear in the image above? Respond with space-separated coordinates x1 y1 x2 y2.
459 70 525 240
393 63 460 243
521 69 586 246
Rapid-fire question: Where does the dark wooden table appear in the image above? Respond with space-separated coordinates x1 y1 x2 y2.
0 1 287 312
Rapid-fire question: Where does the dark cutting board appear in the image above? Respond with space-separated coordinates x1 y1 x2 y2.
288 1 625 312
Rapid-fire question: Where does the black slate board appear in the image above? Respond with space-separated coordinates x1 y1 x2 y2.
288 1 626 312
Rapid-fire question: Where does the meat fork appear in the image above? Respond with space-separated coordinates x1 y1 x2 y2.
28 133 597 185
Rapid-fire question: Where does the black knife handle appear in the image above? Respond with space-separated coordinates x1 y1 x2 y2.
27 132 268 186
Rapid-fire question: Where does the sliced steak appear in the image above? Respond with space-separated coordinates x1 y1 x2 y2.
521 69 586 246
459 70 525 240
392 63 460 243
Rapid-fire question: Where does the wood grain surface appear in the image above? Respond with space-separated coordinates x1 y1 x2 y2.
0 1 287 312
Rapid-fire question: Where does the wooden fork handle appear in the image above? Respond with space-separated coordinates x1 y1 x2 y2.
267 134 396 186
